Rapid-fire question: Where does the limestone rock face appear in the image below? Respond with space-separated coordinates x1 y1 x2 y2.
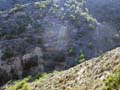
0 0 120 85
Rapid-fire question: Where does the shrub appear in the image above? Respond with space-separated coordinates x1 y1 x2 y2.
69 47 75 56
70 14 76 20
81 12 96 23
7 77 30 90
78 50 86 64
86 15 96 22
21 83 30 90
103 72 120 90
38 3 46 10
89 24 96 30
15 4 22 9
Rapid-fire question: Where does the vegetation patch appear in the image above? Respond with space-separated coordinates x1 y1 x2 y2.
69 47 76 56
81 12 96 23
78 50 86 64
89 24 96 30
38 3 46 10
6 72 56 90
7 77 30 90
103 63 120 90
103 72 120 90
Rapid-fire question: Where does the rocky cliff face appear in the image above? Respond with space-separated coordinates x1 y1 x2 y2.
0 0 120 86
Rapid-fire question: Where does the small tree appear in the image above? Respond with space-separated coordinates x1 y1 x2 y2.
78 50 86 64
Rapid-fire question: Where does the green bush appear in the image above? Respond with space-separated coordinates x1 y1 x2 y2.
21 83 30 90
103 72 120 90
69 47 75 56
38 3 46 10
78 50 86 64
7 77 30 90
89 24 96 30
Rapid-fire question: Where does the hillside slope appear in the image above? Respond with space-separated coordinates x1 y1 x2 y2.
4 47 120 90
30 47 120 90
